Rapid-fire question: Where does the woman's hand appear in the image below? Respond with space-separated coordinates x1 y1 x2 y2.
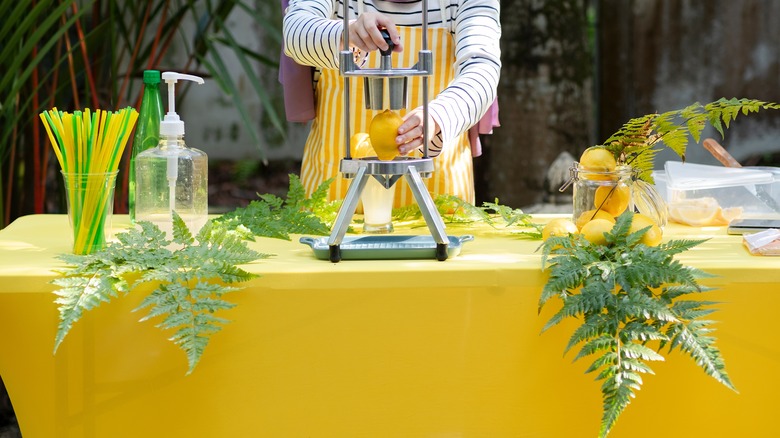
396 107 440 156
348 12 403 53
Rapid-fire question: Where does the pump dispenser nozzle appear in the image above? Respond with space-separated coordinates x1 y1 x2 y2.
160 72 204 137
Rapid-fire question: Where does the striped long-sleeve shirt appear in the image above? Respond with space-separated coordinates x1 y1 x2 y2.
282 0 501 147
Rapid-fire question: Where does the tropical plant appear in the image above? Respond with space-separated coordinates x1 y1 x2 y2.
540 211 736 437
0 0 284 228
596 98 780 182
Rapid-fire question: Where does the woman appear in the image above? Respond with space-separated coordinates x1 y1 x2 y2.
282 0 501 207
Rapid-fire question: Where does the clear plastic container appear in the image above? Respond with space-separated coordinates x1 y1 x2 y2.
134 71 208 238
134 135 208 238
664 161 780 218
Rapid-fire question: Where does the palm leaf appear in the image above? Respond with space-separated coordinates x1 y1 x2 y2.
1 0 286 226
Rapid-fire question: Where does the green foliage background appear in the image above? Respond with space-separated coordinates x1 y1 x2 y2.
0 0 284 228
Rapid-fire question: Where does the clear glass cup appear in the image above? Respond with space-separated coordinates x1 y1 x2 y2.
62 171 119 255
361 176 396 233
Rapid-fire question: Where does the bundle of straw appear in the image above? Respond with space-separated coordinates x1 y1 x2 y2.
40 107 138 254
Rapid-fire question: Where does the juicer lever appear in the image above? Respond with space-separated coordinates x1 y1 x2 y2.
379 29 394 56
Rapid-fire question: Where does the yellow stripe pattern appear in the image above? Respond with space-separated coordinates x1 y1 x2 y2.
300 26 474 207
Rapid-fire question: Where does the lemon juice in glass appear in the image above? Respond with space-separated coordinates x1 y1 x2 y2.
361 176 396 233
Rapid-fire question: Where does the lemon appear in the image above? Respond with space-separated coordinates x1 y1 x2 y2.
580 218 614 246
629 213 663 246
668 197 741 227
350 132 375 158
575 209 615 230
368 110 403 161
714 207 743 224
542 218 579 241
593 184 631 216
579 147 617 180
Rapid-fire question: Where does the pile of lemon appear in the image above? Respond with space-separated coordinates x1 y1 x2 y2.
543 147 663 247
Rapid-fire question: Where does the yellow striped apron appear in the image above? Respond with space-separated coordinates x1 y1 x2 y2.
300 0 474 207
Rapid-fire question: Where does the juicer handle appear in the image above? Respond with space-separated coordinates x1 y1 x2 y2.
379 29 394 56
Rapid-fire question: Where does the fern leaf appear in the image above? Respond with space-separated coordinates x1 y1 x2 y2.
285 173 308 208
52 215 266 374
171 211 195 246
574 335 618 362
657 238 710 255
619 321 668 343
542 294 586 333
217 175 334 240
540 224 738 437
169 327 210 375
586 352 618 374
620 343 665 362
52 273 122 352
596 98 780 182
564 313 612 354
135 280 239 374
684 113 709 143
599 369 636 438
665 321 736 391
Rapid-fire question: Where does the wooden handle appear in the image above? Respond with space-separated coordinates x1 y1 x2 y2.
703 138 742 168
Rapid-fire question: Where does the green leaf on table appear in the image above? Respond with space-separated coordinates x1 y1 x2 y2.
216 174 336 240
393 194 543 237
52 213 268 374
539 211 736 438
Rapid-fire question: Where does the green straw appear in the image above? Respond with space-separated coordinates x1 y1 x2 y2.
40 107 138 254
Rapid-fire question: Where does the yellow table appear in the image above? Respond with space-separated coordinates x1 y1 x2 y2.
1 214 778 437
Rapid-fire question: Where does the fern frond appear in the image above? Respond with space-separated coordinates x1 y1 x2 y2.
658 283 709 302
664 321 736 391
172 212 195 246
135 279 240 374
599 368 637 438
540 226 736 437
620 343 665 362
658 238 710 255
619 321 668 343
52 216 266 374
217 175 334 240
564 313 612 354
574 334 618 362
394 195 543 234
52 273 123 352
595 98 780 182
285 173 308 208
542 294 587 333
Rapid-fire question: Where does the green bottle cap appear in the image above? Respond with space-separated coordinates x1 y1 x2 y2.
143 70 161 85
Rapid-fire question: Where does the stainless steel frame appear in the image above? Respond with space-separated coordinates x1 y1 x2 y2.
326 0 449 262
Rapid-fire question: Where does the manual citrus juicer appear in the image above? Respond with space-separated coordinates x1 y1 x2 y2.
325 0 450 262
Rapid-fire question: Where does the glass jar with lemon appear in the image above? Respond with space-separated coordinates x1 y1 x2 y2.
565 146 668 237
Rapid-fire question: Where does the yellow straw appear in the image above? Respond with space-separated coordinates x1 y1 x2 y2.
40 107 138 254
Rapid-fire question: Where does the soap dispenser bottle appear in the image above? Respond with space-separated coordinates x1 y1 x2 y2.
134 72 208 238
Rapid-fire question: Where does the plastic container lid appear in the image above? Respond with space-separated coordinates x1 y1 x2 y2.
664 161 775 190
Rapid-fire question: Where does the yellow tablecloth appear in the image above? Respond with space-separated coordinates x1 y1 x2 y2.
0 214 778 437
